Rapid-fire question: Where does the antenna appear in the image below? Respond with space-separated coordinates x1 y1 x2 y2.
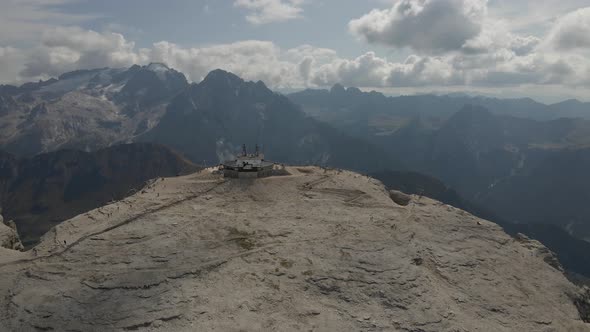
242 144 247 157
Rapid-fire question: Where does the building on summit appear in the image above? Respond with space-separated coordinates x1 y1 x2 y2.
222 144 274 178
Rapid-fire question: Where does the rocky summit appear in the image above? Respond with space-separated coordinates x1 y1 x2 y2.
0 167 588 331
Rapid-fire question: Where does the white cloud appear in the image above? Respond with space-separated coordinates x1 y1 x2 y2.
0 47 25 84
0 0 95 43
20 27 147 80
234 0 304 24
0 2 589 102
460 19 541 55
148 40 302 87
349 0 487 53
488 0 590 33
312 52 395 87
547 7 590 50
337 0 590 91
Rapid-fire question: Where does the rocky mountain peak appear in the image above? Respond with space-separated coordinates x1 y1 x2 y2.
329 84 364 98
114 64 188 107
442 104 500 134
146 62 170 71
201 69 245 89
346 86 363 95
193 69 276 103
143 63 185 83
57 68 107 81
330 83 346 95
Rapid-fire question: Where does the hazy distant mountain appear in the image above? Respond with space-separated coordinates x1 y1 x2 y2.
289 85 590 134
478 147 590 242
0 63 188 156
382 106 590 194
291 87 590 243
0 67 399 172
549 99 590 119
0 143 197 246
380 106 590 241
371 170 590 278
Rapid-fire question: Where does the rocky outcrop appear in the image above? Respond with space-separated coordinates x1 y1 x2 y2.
575 287 590 323
0 167 587 331
515 233 564 271
0 213 23 251
388 189 412 206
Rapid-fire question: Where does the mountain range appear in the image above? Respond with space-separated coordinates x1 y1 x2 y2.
0 65 398 172
1 64 590 278
290 86 590 243
290 84 590 124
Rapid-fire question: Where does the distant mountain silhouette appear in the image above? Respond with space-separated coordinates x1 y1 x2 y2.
289 85 590 122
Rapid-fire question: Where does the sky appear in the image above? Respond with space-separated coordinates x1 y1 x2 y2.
1 0 590 103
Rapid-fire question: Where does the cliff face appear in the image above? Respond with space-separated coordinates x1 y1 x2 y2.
0 167 587 331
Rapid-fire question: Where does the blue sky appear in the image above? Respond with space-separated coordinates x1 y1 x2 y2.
52 0 389 56
1 0 590 102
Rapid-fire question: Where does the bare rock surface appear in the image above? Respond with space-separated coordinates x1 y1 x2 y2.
0 214 23 251
388 190 412 206
0 167 588 331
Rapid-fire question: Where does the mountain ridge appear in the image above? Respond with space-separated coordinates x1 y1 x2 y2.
0 66 401 172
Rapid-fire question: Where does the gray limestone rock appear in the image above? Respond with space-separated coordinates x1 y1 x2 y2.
0 167 587 331
0 219 24 251
389 189 412 206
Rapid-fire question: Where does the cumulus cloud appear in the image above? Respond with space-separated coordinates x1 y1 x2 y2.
460 19 541 56
0 47 25 84
148 40 302 87
335 0 590 90
1 3 589 97
233 0 304 24
312 52 395 87
547 7 590 50
349 0 487 53
0 0 95 43
20 27 147 80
